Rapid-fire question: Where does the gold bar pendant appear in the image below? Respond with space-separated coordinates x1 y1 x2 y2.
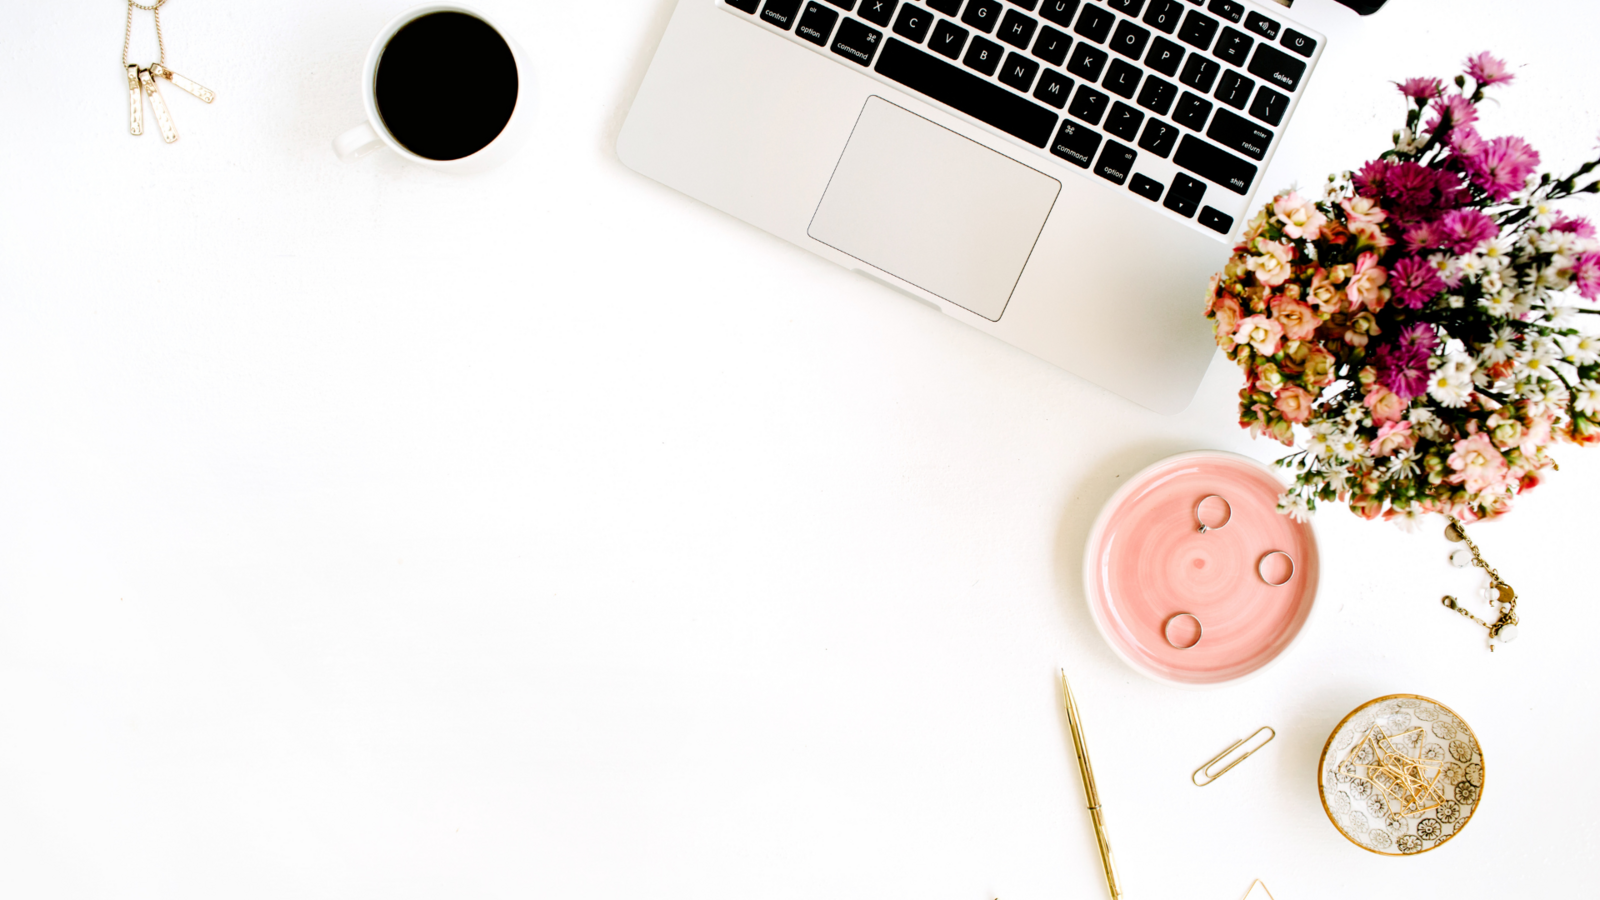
151 64 215 104
139 67 178 143
127 64 144 135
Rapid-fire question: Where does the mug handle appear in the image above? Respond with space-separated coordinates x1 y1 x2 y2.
333 121 383 162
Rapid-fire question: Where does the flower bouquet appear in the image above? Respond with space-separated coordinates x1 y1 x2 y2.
1205 53 1600 525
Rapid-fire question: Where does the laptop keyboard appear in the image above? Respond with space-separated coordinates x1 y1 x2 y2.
722 0 1323 239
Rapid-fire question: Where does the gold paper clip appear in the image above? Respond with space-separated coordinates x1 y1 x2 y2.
1191 726 1275 786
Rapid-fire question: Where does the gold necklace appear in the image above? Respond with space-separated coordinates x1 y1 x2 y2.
1439 516 1519 651
123 0 214 142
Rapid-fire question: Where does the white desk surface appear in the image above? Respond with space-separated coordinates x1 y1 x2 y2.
4 1 1598 896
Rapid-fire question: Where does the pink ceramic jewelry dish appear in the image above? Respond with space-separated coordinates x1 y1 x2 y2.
1083 451 1319 687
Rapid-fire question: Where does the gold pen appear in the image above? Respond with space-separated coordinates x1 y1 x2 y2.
1060 669 1121 900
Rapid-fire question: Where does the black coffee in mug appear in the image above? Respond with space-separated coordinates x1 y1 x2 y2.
374 12 518 161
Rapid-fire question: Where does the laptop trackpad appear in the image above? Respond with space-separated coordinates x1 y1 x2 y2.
807 96 1060 322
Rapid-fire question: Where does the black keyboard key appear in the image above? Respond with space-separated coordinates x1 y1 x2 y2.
1130 172 1164 200
997 9 1038 48
1164 171 1205 216
1107 0 1144 14
1135 74 1177 114
1105 101 1144 140
1050 119 1101 167
1243 10 1278 39
892 3 934 42
1199 205 1234 233
962 0 1003 32
727 0 761 14
1145 36 1184 76
1109 20 1151 60
760 0 804 29
874 39 1060 146
1177 53 1219 91
1142 0 1185 34
1177 10 1218 49
1033 68 1073 108
929 19 969 58
999 51 1041 91
1214 68 1253 109
1103 59 1141 98
1039 0 1079 28
964 35 1004 74
1138 118 1179 156
1248 85 1288 126
1173 90 1211 129
1065 43 1108 81
832 17 884 64
1094 140 1137 184
1067 84 1109 124
1248 43 1307 92
797 2 840 44
1032 26 1072 66
858 0 898 26
1174 133 1256 193
1280 27 1316 57
1206 107 1271 159
1212 27 1252 66
823 0 857 8
1206 0 1243 23
1073 4 1115 43
926 0 961 12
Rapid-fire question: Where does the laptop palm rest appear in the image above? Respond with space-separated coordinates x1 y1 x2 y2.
807 97 1060 322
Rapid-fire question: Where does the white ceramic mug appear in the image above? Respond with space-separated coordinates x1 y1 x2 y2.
332 4 532 172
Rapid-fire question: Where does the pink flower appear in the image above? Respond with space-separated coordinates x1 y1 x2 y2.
1273 192 1327 240
1387 255 1447 309
1349 219 1395 252
1372 420 1416 456
1465 135 1540 201
1307 268 1343 314
1246 239 1295 287
1344 252 1390 312
1364 385 1410 425
1233 314 1284 356
1551 214 1597 239
1448 433 1510 494
1570 252 1600 300
1396 77 1442 100
1426 94 1478 132
1340 195 1388 228
1270 294 1319 342
1274 385 1315 424
1449 125 1487 160
1465 52 1514 87
1436 208 1499 254
1302 347 1336 387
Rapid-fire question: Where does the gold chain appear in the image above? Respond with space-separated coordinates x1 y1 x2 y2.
122 0 167 68
1439 515 1519 651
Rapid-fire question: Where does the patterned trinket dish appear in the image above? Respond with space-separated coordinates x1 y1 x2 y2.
1318 694 1484 855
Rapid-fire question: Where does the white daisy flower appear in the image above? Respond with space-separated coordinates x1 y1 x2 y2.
1547 305 1579 327
1574 383 1600 416
1389 505 1427 533
1428 371 1474 407
1278 494 1312 522
1481 271 1503 294
1332 431 1369 463
1565 334 1600 366
1306 422 1336 459
1480 326 1520 364
1482 289 1516 317
1446 294 1466 308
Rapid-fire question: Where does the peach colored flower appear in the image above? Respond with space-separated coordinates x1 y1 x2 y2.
1270 295 1319 342
1372 420 1416 456
1211 293 1243 348
1246 239 1295 288
1364 384 1409 424
1345 252 1390 312
1350 495 1386 520
1340 195 1388 228
1233 314 1284 356
1448 433 1510 494
1350 219 1396 252
1274 384 1315 423
1307 268 1343 314
1302 347 1336 387
1343 311 1380 347
1273 192 1327 240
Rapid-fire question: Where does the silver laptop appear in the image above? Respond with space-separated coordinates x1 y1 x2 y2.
619 0 1325 413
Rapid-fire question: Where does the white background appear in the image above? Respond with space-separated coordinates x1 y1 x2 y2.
3 0 1598 897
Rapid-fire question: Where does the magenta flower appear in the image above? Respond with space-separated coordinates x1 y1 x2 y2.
1466 135 1540 201
1465 52 1514 87
1397 322 1439 355
1551 214 1597 239
1573 252 1600 300
1448 125 1487 160
1353 159 1390 199
1374 342 1432 399
1437 208 1499 253
1386 162 1443 207
1389 256 1447 308
1403 219 1444 252
1426 94 1478 133
1397 77 1442 101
